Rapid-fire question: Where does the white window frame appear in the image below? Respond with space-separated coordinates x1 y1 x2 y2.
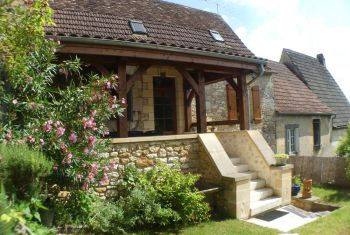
285 124 299 155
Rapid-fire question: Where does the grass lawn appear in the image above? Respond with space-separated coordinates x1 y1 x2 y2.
176 185 350 235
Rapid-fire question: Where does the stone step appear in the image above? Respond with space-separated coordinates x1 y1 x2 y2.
230 157 241 165
250 187 273 202
250 197 282 216
250 179 266 190
235 164 249 173
240 171 258 180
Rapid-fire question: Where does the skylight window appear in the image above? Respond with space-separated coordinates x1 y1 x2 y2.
129 20 147 34
209 30 225 42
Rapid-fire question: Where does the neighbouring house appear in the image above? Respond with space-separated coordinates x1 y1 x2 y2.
205 50 349 157
280 49 350 147
45 0 292 219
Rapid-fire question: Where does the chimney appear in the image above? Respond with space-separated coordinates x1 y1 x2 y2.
317 53 326 66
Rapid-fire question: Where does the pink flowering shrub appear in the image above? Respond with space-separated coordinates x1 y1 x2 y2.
0 0 124 189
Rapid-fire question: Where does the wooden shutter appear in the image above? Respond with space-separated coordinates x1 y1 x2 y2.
226 84 237 120
251 86 262 122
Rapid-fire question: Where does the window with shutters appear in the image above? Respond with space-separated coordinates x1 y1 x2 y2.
226 84 237 120
313 119 321 150
285 124 299 155
251 85 262 122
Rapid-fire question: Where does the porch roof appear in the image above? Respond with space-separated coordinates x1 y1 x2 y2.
47 0 265 64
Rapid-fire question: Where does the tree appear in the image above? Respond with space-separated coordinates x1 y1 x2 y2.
0 0 123 189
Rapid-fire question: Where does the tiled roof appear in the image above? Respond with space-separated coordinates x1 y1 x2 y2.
281 49 350 128
269 61 332 115
46 0 257 59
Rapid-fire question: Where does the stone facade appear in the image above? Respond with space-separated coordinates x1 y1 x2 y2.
204 74 336 157
95 135 214 198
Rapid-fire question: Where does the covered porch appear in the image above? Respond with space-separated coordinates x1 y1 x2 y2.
58 40 265 138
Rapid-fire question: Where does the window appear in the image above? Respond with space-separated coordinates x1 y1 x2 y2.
129 20 147 34
286 124 299 155
209 30 225 42
313 119 321 150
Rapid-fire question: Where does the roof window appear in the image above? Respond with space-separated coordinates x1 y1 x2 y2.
209 30 225 42
129 20 147 34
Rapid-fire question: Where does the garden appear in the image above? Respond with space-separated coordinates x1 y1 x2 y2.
1 1 350 234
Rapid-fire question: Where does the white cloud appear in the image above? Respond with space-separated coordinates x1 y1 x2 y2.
228 0 350 101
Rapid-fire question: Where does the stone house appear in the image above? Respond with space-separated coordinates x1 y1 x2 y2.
205 50 350 157
280 49 350 148
44 0 293 219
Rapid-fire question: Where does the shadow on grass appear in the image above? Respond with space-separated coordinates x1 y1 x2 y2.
134 214 231 235
315 184 350 204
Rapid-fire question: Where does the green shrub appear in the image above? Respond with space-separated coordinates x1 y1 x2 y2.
118 163 210 230
274 153 289 159
54 189 98 226
87 199 125 234
0 144 53 200
337 123 350 178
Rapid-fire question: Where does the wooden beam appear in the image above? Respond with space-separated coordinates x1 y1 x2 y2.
191 119 239 128
126 65 150 93
237 73 248 130
226 77 238 91
177 68 199 95
195 70 207 133
184 87 192 132
117 62 128 137
90 63 109 76
60 43 260 71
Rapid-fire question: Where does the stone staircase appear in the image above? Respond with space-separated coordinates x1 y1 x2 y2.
230 157 282 216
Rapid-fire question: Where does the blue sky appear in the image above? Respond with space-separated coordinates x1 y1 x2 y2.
166 0 350 101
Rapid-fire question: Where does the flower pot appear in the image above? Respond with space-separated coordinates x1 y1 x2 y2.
39 209 54 227
292 185 301 196
275 157 287 166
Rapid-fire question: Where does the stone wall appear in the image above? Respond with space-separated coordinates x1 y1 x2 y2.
95 135 219 198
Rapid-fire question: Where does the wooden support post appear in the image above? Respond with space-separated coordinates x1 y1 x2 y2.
237 73 248 130
184 87 195 132
195 70 207 133
117 62 128 138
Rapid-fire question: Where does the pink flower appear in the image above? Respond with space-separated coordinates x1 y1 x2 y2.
91 110 97 117
5 131 12 141
56 127 65 137
65 153 73 164
39 139 45 146
27 136 35 144
60 143 67 153
109 160 116 170
83 147 89 154
88 136 97 147
76 173 83 181
82 181 89 190
99 173 109 186
82 117 96 129
43 120 53 132
69 133 77 144
121 98 126 104
12 99 18 105
102 129 110 137
26 76 33 83
104 80 112 89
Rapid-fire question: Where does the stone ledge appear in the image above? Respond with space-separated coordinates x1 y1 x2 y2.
222 173 251 182
109 134 198 144
270 164 294 172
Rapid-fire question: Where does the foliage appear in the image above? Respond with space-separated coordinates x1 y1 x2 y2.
0 0 124 188
274 153 289 159
292 175 303 186
87 198 125 234
119 163 210 229
54 189 98 226
336 123 350 179
0 183 55 235
0 144 53 200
